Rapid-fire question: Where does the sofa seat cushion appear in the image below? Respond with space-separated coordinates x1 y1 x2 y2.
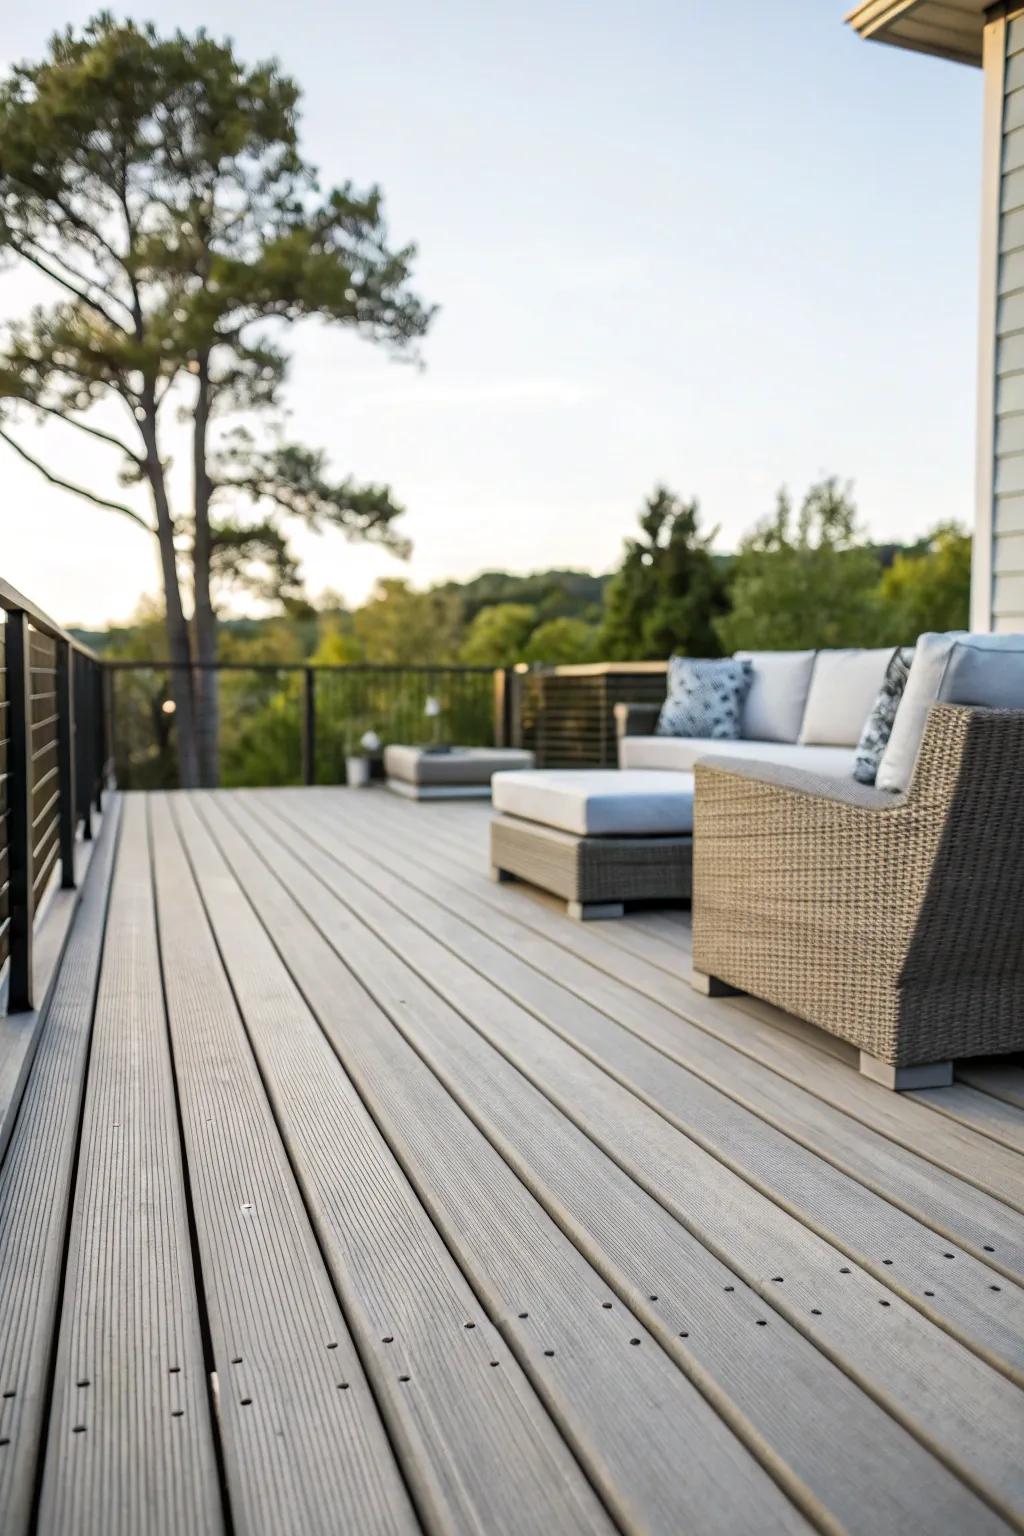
619 734 857 777
491 769 695 837
799 648 896 747
733 650 816 742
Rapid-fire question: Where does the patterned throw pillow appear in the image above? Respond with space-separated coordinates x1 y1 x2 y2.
655 657 753 739
852 646 915 784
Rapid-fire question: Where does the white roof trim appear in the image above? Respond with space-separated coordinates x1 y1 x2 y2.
845 0 986 66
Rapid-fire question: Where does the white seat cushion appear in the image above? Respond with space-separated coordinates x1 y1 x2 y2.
491 769 694 837
876 631 1024 791
798 648 896 747
733 650 816 743
619 735 857 777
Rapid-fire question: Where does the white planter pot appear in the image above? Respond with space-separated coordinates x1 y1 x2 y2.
346 755 371 788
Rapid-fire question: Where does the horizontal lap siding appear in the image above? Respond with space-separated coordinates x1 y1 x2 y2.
993 13 1024 628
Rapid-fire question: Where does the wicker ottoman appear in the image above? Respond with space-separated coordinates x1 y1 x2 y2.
385 744 535 800
490 769 693 919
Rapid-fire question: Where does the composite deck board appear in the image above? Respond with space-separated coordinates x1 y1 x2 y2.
148 794 418 1536
167 796 613 1536
194 793 808 1536
958 1061 1024 1112
908 1085 1024 1155
249 791 1024 1524
211 801 1015 1536
0 799 120 1534
290 792 1024 1302
9 785 1024 1535
37 794 224 1536
341 789 1024 1215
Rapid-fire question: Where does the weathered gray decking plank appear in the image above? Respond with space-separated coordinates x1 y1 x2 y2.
250 788 1024 1527
958 1061 1024 1112
167 794 613 1536
37 794 224 1536
290 790 1024 1312
0 798 120 1535
148 793 419 1536
193 791 811 1536
218 795 1014 1536
908 1085 1024 1156
337 788 1024 1250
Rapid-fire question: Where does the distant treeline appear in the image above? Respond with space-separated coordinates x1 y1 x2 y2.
82 477 970 672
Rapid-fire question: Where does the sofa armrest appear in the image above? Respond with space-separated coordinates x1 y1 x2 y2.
696 755 900 811
614 701 662 739
692 704 1024 1064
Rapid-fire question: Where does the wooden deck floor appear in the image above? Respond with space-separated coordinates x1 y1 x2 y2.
2 787 1024 1536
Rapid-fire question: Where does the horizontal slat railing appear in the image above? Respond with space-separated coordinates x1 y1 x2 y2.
0 581 105 1012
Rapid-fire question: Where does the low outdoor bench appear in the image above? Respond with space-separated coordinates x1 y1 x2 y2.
385 744 534 799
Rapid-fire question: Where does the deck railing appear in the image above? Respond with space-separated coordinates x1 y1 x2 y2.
0 581 109 1011
109 660 514 788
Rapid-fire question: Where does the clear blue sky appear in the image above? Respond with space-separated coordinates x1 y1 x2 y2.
0 0 982 626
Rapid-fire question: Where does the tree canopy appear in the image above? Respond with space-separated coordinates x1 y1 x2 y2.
0 14 432 783
715 479 883 652
600 486 727 659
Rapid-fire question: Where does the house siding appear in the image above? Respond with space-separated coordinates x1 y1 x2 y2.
988 10 1024 630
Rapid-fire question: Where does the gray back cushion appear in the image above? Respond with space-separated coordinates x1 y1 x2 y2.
798 648 896 747
733 650 816 743
876 631 1024 791
936 636 1024 707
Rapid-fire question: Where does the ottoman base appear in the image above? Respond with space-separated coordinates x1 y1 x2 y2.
388 778 493 801
490 813 691 919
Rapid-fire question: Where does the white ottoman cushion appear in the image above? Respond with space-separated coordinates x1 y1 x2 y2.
491 769 694 837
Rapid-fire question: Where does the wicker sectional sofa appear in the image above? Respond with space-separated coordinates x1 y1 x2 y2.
493 637 1024 1086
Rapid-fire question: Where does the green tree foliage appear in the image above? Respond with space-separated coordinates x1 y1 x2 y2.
521 618 599 665
716 479 882 652
352 578 463 664
600 486 727 660
459 603 536 665
874 523 971 642
0 15 432 784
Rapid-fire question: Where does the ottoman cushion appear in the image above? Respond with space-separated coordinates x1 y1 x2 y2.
385 745 534 786
491 769 694 837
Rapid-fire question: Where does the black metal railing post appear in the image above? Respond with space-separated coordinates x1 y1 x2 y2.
76 658 94 842
94 658 107 811
6 610 34 1011
302 666 316 785
56 639 77 889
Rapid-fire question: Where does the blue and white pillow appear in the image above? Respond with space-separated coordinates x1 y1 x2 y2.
852 646 914 784
655 657 753 739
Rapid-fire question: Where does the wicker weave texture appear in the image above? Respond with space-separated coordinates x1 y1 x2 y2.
491 815 692 904
692 704 1024 1066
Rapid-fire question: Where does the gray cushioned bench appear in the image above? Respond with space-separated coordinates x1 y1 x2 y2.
490 769 694 918
385 744 535 800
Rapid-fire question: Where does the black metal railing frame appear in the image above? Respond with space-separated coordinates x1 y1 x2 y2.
107 660 517 788
1 579 109 1012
